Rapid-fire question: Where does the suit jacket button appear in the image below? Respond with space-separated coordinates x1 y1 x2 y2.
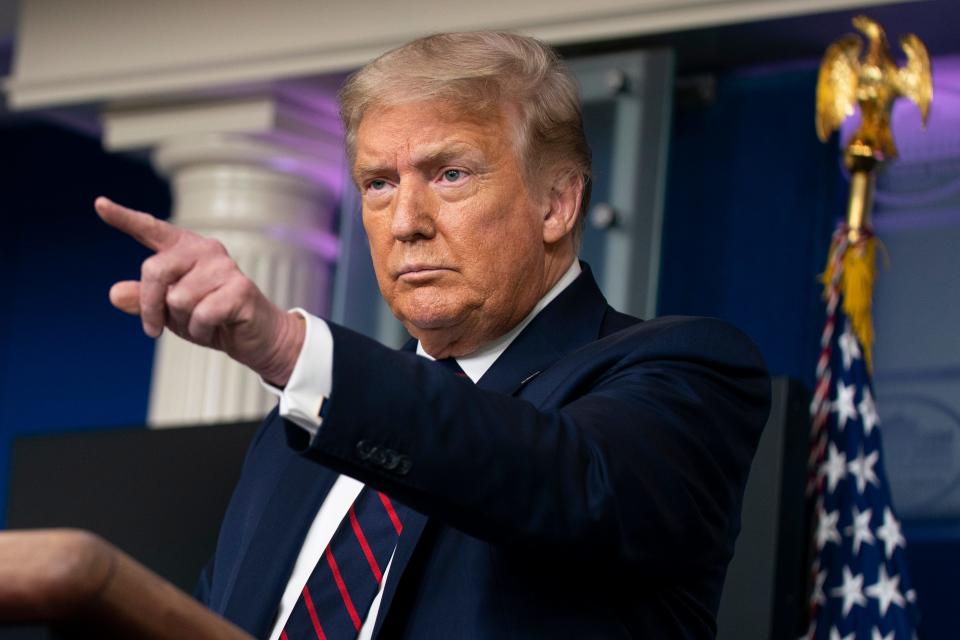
382 450 400 471
372 449 389 466
396 456 412 476
355 440 376 461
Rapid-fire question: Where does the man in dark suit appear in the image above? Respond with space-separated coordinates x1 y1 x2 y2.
98 31 769 639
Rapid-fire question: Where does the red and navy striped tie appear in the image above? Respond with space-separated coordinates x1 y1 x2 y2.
281 489 409 639
282 358 462 639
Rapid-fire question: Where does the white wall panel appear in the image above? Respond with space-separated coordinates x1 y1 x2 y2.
6 0 913 108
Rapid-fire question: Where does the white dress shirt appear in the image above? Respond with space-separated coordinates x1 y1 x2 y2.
263 261 581 640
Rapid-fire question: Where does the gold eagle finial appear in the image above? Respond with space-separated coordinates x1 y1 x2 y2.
815 14 932 163
814 16 933 374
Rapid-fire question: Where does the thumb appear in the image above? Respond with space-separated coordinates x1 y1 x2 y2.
109 280 142 315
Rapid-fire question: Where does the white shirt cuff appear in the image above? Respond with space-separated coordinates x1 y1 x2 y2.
260 308 333 438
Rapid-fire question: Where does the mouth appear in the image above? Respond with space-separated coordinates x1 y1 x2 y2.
396 265 452 282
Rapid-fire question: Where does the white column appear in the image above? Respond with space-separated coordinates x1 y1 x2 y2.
102 94 344 427
145 132 340 426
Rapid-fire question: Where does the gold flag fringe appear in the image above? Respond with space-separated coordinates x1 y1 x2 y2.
821 233 877 372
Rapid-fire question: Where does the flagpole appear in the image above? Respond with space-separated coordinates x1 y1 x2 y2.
806 14 931 639
844 160 874 246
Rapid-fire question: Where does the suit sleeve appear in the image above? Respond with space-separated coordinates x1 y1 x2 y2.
286 317 770 576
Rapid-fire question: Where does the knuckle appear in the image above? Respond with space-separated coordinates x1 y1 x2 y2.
235 276 258 298
209 238 228 255
193 235 227 256
141 257 167 281
165 286 191 310
215 255 238 275
191 304 216 327
190 302 224 332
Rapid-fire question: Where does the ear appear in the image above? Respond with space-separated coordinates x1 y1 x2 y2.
541 169 584 245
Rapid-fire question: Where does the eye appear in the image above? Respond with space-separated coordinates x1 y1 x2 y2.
441 169 463 183
369 179 388 191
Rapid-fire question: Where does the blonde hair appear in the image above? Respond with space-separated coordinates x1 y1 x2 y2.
339 31 592 232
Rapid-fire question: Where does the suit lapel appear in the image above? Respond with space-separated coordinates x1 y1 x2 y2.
223 450 338 637
371 263 610 636
476 262 609 394
369 508 429 638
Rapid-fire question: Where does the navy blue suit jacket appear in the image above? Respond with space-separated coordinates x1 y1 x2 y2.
196 265 770 638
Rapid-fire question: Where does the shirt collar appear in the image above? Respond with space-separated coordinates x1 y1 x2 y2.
416 260 582 383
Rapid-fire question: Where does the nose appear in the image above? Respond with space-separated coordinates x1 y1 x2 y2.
391 178 436 242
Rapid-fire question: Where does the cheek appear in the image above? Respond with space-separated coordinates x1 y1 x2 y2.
478 196 541 254
453 205 541 291
362 209 391 253
362 214 394 283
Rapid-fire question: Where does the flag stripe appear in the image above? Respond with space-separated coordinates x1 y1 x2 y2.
805 224 917 638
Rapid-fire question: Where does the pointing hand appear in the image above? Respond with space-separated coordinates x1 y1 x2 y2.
95 197 304 386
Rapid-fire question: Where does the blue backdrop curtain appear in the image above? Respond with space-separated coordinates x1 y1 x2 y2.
0 119 169 526
658 65 844 388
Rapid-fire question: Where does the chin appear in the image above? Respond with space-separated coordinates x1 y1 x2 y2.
387 284 482 334
394 299 468 333
402 310 461 332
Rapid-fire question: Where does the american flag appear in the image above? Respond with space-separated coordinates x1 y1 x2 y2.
806 226 920 639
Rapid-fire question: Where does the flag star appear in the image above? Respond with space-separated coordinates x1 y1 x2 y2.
906 589 917 603
844 507 875 555
831 628 854 640
831 566 867 616
833 381 858 430
838 323 862 370
816 508 842 550
866 565 905 616
821 443 848 493
812 568 827 606
858 387 880 436
847 447 880 494
871 629 894 640
876 508 906 558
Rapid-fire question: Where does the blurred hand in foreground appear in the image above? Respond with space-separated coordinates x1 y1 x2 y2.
95 197 304 386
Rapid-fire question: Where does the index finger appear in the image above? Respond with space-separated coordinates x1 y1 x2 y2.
95 196 181 251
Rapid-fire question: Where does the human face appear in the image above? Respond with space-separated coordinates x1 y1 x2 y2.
354 100 551 357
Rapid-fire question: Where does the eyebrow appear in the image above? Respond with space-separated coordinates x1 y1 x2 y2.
353 162 391 185
415 144 481 168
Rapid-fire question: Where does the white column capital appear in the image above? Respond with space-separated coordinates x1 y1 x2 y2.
153 132 336 196
102 92 341 147
152 133 341 263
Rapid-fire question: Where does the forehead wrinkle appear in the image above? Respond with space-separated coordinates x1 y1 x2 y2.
352 136 405 183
